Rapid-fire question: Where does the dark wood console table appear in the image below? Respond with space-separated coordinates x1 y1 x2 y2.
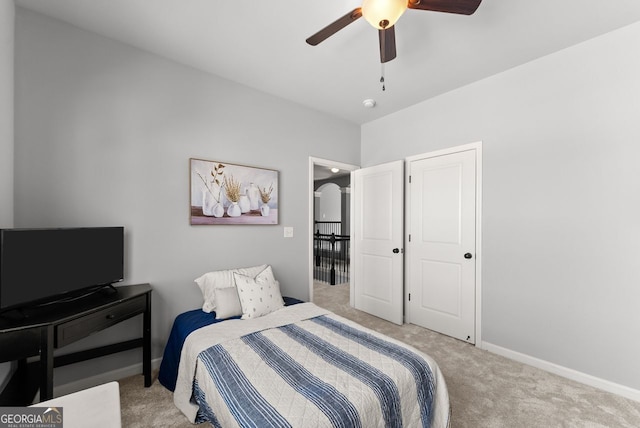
0 283 151 405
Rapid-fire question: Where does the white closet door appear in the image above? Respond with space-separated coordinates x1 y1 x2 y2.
407 149 477 342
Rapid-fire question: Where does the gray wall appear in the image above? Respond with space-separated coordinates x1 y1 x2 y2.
0 0 14 228
362 22 640 390
0 0 14 390
13 8 360 387
316 183 341 222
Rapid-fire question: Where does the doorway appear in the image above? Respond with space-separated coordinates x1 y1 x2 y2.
308 157 359 303
308 144 482 346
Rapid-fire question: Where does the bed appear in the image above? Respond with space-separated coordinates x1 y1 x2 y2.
159 265 450 427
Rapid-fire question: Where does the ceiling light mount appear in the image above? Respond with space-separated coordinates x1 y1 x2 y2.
363 99 376 108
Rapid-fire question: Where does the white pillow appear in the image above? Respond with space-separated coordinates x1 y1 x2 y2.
194 264 267 313
213 287 242 320
234 266 284 320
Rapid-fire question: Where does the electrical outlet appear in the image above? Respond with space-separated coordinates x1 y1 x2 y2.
283 227 294 238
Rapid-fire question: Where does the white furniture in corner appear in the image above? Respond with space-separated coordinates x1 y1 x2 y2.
31 381 121 428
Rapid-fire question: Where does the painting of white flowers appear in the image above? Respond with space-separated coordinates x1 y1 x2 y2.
190 158 278 225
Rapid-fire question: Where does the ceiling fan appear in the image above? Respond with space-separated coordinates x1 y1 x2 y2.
306 0 482 63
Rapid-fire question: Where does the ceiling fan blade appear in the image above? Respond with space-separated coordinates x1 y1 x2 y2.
408 0 482 15
379 27 397 63
306 8 363 46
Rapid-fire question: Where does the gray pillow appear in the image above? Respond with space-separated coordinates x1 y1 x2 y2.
213 286 242 320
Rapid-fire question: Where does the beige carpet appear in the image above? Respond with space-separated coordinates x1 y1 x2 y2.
118 282 640 427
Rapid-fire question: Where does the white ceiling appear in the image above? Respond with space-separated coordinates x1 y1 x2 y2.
15 0 640 125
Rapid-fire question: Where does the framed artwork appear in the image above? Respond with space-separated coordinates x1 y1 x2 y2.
190 158 278 225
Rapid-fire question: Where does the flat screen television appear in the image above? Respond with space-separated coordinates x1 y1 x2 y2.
0 227 124 314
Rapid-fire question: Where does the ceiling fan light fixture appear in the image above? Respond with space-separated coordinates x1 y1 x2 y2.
362 0 408 29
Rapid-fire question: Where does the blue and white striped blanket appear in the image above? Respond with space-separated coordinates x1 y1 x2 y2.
174 303 450 428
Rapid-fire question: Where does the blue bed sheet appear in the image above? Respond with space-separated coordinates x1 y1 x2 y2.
158 296 303 391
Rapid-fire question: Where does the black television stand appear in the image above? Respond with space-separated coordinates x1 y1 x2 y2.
0 283 152 405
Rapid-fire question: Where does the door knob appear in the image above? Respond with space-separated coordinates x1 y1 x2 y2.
393 248 400 254
464 253 473 259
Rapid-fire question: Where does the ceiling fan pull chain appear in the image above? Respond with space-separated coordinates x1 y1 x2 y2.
380 63 386 91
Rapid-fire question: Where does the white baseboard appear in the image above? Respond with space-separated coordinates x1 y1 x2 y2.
52 358 162 399
482 341 640 403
